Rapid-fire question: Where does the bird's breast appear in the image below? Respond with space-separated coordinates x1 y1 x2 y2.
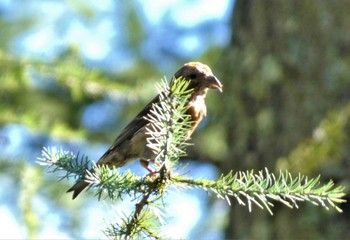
186 95 207 136
189 95 207 119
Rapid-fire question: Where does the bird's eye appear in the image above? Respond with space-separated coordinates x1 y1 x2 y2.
189 73 197 79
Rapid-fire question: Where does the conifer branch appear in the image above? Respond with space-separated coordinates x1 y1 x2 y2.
38 77 347 239
172 169 346 215
37 147 90 180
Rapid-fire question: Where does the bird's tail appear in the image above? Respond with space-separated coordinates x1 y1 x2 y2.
67 180 89 199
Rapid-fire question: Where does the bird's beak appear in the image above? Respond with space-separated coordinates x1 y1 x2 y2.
208 75 223 92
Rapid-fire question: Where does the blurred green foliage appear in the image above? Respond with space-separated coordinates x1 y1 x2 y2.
277 104 350 176
0 3 162 238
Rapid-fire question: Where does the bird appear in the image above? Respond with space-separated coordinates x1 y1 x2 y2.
67 62 222 199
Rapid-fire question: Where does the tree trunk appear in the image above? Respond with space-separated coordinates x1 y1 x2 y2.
217 0 350 239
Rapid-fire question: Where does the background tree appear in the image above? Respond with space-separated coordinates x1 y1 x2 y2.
202 1 350 239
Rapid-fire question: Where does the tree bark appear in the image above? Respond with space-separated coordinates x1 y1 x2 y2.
217 0 350 239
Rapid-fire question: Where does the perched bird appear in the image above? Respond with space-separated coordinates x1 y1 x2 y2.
67 62 222 199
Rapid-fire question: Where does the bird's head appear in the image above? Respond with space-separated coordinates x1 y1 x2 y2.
174 62 223 93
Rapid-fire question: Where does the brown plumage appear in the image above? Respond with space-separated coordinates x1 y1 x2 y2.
67 62 222 199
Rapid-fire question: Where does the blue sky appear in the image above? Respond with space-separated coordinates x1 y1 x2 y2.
11 0 233 70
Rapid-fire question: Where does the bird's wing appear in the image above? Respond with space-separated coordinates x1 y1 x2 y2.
114 94 160 146
68 95 161 199
98 94 160 159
